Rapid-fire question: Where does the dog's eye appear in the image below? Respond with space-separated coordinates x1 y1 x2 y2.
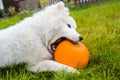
67 24 71 28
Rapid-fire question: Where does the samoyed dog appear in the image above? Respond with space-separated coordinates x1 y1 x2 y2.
0 2 83 73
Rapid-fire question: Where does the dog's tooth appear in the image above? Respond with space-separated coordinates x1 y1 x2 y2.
53 46 56 51
52 45 56 51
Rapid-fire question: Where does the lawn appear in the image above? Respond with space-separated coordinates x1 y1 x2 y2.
0 0 120 80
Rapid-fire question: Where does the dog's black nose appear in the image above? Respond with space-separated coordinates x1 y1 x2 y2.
79 36 83 41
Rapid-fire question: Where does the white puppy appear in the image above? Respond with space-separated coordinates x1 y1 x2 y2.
0 2 83 73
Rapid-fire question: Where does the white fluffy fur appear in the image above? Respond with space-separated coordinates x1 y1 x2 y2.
0 2 81 73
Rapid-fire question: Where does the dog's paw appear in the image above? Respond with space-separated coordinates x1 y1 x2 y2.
60 66 80 74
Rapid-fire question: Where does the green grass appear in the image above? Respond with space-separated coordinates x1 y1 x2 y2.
0 0 120 80
0 12 32 30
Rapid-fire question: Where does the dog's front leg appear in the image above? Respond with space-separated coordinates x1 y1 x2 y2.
26 60 79 73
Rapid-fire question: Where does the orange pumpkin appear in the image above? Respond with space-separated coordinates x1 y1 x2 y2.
54 40 89 69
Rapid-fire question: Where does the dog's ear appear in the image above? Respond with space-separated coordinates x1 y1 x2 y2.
44 2 69 16
56 2 69 16
57 2 65 10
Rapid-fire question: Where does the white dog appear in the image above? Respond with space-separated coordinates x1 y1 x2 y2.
0 2 83 73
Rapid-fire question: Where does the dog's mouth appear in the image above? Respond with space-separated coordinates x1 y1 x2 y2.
50 37 67 52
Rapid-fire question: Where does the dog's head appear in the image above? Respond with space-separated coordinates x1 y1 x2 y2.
40 2 83 54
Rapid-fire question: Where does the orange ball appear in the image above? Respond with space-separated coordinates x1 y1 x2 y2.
54 40 90 69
